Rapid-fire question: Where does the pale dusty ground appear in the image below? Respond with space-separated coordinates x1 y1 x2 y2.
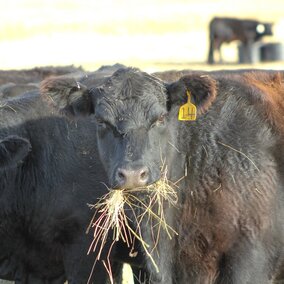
0 0 283 72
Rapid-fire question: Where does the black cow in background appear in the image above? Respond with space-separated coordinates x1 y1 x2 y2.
0 65 85 85
0 63 146 284
0 64 128 284
0 91 113 283
0 63 126 101
45 67 284 283
208 17 273 64
0 83 38 100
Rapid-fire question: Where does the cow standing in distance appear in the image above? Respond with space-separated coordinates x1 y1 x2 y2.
44 66 284 283
208 17 273 64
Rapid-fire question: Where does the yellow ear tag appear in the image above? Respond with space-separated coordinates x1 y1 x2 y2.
178 90 197 121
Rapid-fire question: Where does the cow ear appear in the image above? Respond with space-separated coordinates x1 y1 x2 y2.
167 74 217 114
0 135 31 169
40 77 94 116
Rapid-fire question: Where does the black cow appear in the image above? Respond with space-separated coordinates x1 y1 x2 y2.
0 63 126 101
45 67 284 283
0 65 85 85
208 17 273 64
0 63 135 284
0 89 115 283
0 83 38 100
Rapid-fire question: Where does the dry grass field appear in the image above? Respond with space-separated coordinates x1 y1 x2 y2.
0 0 283 72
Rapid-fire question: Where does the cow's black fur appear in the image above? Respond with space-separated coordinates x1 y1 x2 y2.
43 67 284 283
0 92 114 283
0 83 38 100
0 65 85 85
208 17 273 64
0 63 134 284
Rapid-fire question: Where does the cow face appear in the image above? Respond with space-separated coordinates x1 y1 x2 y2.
41 68 217 189
93 69 170 189
0 135 31 169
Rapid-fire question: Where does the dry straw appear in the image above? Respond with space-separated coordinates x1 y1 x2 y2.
86 168 181 283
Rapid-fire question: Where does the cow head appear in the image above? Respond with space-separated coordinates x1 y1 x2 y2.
0 135 31 169
256 22 273 37
40 68 216 189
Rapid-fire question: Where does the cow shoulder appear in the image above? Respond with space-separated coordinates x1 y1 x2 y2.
243 71 284 134
167 73 218 114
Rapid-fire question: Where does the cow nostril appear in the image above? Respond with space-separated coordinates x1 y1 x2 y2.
141 171 146 179
115 169 127 188
115 166 150 188
139 168 149 182
118 171 125 179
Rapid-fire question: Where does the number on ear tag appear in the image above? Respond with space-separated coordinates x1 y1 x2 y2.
178 90 197 121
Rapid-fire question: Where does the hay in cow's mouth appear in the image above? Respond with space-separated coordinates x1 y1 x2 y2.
86 170 180 283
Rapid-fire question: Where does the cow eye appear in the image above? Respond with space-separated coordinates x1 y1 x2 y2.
152 114 166 128
157 114 166 123
95 117 107 127
95 117 103 124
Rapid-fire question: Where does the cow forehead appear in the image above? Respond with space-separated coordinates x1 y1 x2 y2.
97 95 166 129
101 67 167 102
95 68 168 125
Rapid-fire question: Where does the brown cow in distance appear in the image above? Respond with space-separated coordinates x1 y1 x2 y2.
208 17 273 64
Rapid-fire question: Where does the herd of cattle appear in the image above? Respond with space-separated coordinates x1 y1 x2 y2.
0 64 283 284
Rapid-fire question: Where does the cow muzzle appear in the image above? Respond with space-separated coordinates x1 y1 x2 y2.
113 166 150 189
